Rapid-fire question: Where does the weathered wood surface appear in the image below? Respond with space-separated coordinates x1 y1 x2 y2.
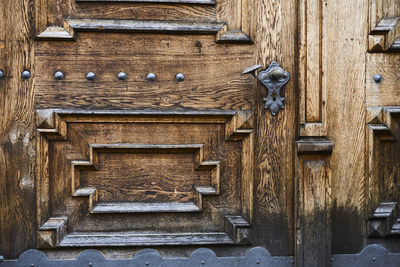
0 0 36 259
368 0 400 52
35 110 253 249
366 54 400 107
325 0 368 254
252 0 296 256
1 0 399 262
35 33 254 110
295 139 333 267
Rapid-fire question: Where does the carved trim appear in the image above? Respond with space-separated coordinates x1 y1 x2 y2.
35 0 253 43
368 0 400 52
37 217 68 248
368 202 398 237
296 139 334 154
66 143 221 213
369 17 400 52
67 18 224 33
366 106 400 222
298 0 327 136
215 25 252 44
36 109 254 248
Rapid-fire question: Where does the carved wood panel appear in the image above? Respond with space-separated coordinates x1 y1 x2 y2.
35 0 253 43
36 109 254 248
298 0 328 137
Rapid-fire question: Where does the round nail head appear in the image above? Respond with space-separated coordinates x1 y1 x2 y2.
118 72 127 81
146 73 156 82
0 70 3 79
373 74 382 83
86 72 96 81
54 71 64 80
175 73 185 82
22 70 30 79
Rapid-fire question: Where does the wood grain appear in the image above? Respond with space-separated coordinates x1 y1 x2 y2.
325 0 368 254
252 0 296 256
75 2 216 21
35 33 254 110
300 160 331 267
35 110 253 248
298 0 327 136
369 0 400 31
0 0 36 259
366 53 400 107
295 139 332 267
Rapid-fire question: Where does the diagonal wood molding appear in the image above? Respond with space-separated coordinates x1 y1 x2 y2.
369 17 400 52
366 106 400 239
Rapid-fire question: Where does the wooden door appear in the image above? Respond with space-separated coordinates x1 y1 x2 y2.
0 0 399 266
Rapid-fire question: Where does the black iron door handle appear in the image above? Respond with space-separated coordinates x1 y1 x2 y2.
242 61 290 115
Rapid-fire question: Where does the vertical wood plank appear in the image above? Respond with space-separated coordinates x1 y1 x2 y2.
253 0 296 255
0 0 36 259
296 140 332 267
326 0 367 254
298 0 327 136
302 160 331 266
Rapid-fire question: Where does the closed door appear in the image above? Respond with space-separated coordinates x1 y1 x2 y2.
1 0 399 266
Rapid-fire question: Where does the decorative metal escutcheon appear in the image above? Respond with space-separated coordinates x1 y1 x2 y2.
242 61 290 115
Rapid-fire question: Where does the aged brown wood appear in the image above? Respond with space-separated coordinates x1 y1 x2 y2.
295 139 333 267
0 0 36 259
1 0 400 263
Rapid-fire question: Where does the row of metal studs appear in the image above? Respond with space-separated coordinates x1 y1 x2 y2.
0 70 185 82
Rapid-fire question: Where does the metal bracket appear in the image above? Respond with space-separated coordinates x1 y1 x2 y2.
242 61 290 115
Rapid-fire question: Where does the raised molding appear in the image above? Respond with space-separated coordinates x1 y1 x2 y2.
298 0 328 137
368 202 398 237
368 0 400 52
366 106 400 220
35 0 253 43
66 18 224 33
369 17 400 52
36 109 254 248
67 143 221 213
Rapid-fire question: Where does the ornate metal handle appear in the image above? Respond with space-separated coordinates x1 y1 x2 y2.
242 61 290 115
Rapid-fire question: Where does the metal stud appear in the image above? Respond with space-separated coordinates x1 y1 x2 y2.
118 72 127 81
0 70 4 80
54 71 64 80
145 262 150 266
86 72 96 81
175 73 185 82
146 73 156 82
373 74 382 83
21 70 31 79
